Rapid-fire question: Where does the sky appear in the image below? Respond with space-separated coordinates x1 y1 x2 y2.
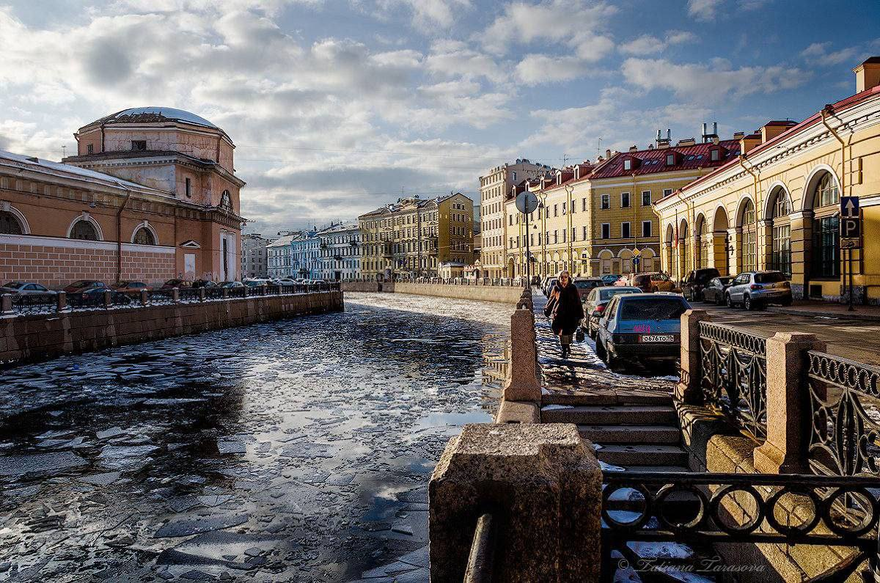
0 0 878 236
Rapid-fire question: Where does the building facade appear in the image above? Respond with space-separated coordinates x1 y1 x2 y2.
358 193 474 280
655 58 880 304
241 233 269 278
0 107 245 288
479 160 551 278
317 223 361 281
267 234 296 279
291 231 320 279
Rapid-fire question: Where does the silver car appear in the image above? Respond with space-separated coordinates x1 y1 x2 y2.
725 271 792 310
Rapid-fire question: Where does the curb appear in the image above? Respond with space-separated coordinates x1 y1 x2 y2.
766 306 880 322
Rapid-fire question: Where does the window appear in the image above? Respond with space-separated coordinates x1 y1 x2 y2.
185 178 192 198
131 140 147 151
582 198 587 212
583 226 588 240
642 221 652 237
710 149 720 162
553 230 558 243
554 204 558 217
562 202 566 215
815 172 839 208
642 191 651 206
621 192 630 208
663 189 673 196
741 199 757 271
601 223 610 239
219 190 232 210
70 219 98 240
87 144 94 154
666 153 675 166
0 211 23 235
623 159 632 171
562 230 566 243
770 190 792 277
621 222 631 239
133 226 156 245
601 194 610 210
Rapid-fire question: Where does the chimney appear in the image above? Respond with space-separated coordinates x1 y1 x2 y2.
733 131 745 140
701 121 719 143
854 57 880 92
677 138 696 147
605 148 612 159
739 132 762 155
629 145 638 153
760 120 797 143
656 128 671 149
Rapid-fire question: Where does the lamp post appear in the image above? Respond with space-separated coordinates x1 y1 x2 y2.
565 184 574 274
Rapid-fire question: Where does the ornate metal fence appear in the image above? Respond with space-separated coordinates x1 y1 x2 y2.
698 321 768 440
807 351 880 478
602 470 880 582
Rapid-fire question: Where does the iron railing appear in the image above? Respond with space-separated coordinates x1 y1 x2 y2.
10 293 58 315
698 321 768 441
602 471 880 583
807 350 880 478
397 276 528 287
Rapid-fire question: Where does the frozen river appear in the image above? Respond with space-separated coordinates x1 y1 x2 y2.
0 292 510 582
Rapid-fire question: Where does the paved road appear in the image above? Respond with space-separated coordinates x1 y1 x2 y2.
695 301 880 365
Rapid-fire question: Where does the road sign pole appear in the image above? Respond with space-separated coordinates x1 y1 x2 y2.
525 207 531 286
849 247 854 311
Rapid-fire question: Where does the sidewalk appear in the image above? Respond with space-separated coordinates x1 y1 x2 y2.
767 299 880 322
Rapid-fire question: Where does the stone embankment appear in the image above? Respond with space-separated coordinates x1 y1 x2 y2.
394 282 524 304
0 291 343 365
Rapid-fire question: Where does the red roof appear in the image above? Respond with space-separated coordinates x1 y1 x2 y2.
589 140 740 180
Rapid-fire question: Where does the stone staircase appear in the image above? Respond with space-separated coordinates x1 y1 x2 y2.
541 390 691 472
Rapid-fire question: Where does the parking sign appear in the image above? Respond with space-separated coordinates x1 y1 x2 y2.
840 196 861 247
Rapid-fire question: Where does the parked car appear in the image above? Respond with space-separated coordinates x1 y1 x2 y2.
725 271 792 310
600 274 622 285
0 281 56 296
112 281 149 293
64 280 107 295
680 268 721 302
243 278 270 287
595 293 691 366
582 286 641 339
543 277 558 296
702 276 734 305
572 277 605 300
161 279 190 290
220 281 244 289
618 272 675 293
192 279 218 289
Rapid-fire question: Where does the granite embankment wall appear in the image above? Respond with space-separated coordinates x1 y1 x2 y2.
0 291 343 365
340 282 395 293
393 283 523 304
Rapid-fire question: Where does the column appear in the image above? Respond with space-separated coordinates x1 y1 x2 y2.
758 219 773 271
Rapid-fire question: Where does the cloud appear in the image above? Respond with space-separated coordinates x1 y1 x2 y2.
480 0 617 60
515 54 585 85
424 40 507 83
367 0 472 32
687 0 722 21
622 58 808 102
800 42 859 67
619 31 697 56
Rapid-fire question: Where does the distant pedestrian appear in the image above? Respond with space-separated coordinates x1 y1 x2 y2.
543 270 584 359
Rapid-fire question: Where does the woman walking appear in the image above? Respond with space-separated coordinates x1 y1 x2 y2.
543 270 584 359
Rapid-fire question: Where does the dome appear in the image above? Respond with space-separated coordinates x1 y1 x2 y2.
97 107 219 129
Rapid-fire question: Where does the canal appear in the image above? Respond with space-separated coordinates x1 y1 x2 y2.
0 293 510 582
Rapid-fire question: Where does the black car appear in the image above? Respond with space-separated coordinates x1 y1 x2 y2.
680 268 720 302
702 276 734 305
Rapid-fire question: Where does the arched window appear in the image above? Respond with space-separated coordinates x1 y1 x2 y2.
740 199 757 271
70 219 99 241
769 189 791 276
0 211 23 235
219 190 232 211
133 226 156 245
696 217 708 269
811 172 840 279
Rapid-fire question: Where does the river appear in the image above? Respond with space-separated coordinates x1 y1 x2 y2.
0 292 510 582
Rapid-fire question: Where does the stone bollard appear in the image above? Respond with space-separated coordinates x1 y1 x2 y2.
103 290 112 309
140 289 149 306
677 309 710 404
502 307 541 403
56 292 67 312
1 294 12 315
754 332 826 474
172 288 180 303
430 424 602 583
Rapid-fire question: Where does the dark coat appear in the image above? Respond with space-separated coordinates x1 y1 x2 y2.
546 282 584 336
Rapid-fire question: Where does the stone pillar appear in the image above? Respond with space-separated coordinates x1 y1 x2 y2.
222 288 229 299
103 290 112 309
677 309 710 404
758 220 773 271
1 294 12 315
430 424 602 583
199 288 206 302
502 307 541 403
140 289 149 306
56 292 67 312
727 227 741 275
172 288 180 303
754 332 826 474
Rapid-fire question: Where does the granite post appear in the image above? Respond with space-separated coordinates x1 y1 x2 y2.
677 309 710 404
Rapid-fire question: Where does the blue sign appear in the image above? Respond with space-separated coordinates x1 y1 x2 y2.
841 196 859 219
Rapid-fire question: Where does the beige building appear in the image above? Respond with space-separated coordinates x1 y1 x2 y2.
479 160 550 278
359 193 474 280
655 57 880 304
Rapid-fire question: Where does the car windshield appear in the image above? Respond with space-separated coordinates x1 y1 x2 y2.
633 275 650 285
3 282 24 289
755 272 786 283
697 269 720 282
574 280 597 289
619 298 687 321
600 288 636 301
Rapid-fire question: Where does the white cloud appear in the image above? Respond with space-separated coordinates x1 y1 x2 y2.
687 0 722 21
515 54 584 85
424 40 507 83
370 0 472 32
800 42 859 67
619 31 697 56
622 58 808 102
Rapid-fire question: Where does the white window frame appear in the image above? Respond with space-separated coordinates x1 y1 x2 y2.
601 223 610 239
641 191 651 206
621 222 631 239
601 194 610 210
642 220 652 237
621 192 630 208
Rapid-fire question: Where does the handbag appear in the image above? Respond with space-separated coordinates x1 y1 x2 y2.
543 295 557 318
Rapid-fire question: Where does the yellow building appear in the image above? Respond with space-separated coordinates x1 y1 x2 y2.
655 57 880 304
358 193 473 280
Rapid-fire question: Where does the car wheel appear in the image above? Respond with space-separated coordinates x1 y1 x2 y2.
744 294 754 311
781 297 792 306
651 286 659 293
715 293 723 306
595 338 607 361
725 293 734 308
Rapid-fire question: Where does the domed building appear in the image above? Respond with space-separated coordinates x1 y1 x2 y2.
0 106 245 288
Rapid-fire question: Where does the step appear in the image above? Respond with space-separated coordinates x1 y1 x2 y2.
541 405 677 425
594 444 689 467
542 390 673 407
579 424 680 445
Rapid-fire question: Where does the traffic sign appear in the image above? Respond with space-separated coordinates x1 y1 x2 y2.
841 196 859 218
515 191 539 214
632 248 641 257
841 238 859 249
841 218 861 238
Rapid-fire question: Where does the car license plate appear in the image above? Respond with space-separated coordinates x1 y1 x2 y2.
640 335 674 343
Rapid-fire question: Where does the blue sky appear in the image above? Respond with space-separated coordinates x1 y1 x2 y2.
0 0 878 235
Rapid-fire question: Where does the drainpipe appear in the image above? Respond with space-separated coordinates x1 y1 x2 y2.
821 107 847 198
116 189 133 284
739 155 760 269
